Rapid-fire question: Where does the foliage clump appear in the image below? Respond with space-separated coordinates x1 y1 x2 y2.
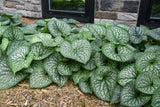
0 13 160 107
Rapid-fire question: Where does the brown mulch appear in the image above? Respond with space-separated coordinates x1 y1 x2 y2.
0 80 118 107
0 17 118 107
19 17 37 24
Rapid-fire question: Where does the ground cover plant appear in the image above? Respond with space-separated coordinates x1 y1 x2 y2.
0 13 160 107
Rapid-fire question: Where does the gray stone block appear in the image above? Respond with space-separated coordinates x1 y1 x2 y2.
100 0 113 11
121 1 140 13
31 0 41 5
16 10 32 17
31 12 42 18
4 1 17 8
24 3 33 11
33 5 41 12
117 12 138 21
24 3 41 12
115 20 137 26
16 5 25 10
100 19 114 22
1 7 17 13
95 11 117 20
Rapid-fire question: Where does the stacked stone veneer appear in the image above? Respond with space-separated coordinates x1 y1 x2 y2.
0 0 42 18
0 0 140 26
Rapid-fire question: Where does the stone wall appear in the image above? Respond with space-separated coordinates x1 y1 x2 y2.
0 0 42 18
95 0 140 26
0 0 140 26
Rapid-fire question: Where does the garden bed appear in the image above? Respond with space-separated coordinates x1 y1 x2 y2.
0 17 117 107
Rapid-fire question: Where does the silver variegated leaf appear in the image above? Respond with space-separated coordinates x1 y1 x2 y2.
44 52 68 87
48 19 71 37
102 43 135 62
3 26 24 41
118 64 137 86
0 57 27 89
121 81 151 107
8 46 34 74
31 43 54 60
105 26 130 44
135 52 160 76
136 72 160 95
152 87 160 107
60 40 91 64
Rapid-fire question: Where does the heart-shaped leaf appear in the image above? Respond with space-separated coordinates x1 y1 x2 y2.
60 40 91 64
145 45 160 55
136 72 160 95
79 81 92 94
48 19 71 37
57 62 72 76
21 24 38 35
118 64 137 86
31 43 54 60
44 52 68 87
121 81 151 107
35 20 46 27
3 26 24 41
88 24 106 39
94 52 118 68
82 55 96 70
30 69 52 88
102 43 135 62
6 40 29 56
90 66 118 101
148 28 160 41
24 61 44 74
152 87 160 107
135 52 160 76
30 33 57 47
0 57 27 90
129 27 147 44
72 70 92 85
105 26 130 44
8 46 34 74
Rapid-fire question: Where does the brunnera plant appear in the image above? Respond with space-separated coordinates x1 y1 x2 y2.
0 13 160 107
